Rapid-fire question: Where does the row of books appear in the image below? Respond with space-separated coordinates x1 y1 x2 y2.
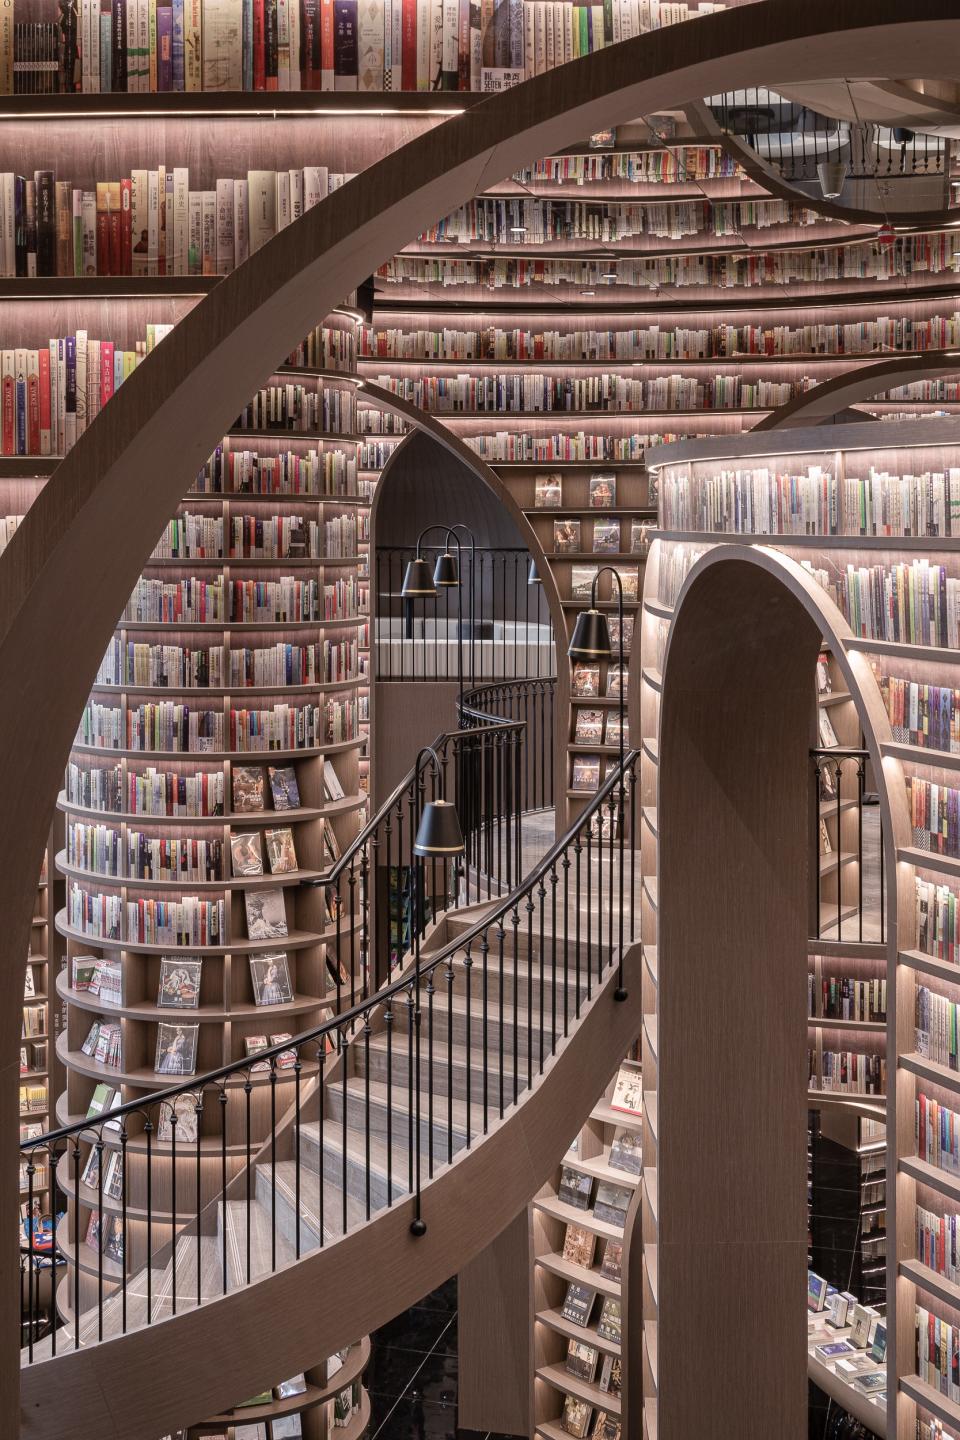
78 696 356 751
362 311 960 361
64 754 342 817
660 464 960 539
907 776 960 858
98 637 361 688
917 985 960 1071
123 575 330 624
21 1004 46 1037
0 167 350 278
19 1082 47 1112
152 514 328 560
68 881 226 944
4 0 725 96
809 1049 886 1095
819 560 960 650
81 1017 123 1067
917 1091 960 1174
19 1040 47 1073
916 877 960 966
195 447 362 497
67 825 225 881
916 1204 960 1286
422 195 812 246
377 228 960 291
0 329 170 456
809 976 886 1024
366 369 809 412
571 709 627 746
235 381 355 435
466 430 671 462
71 955 123 1002
916 1304 960 1403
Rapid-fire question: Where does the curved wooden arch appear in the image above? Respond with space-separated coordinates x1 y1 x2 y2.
654 539 907 1437
755 349 960 429
5 0 960 1425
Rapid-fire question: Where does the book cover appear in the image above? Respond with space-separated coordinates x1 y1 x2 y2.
534 471 562 508
268 764 301 809
244 886 289 940
155 1021 199 1075
589 473 616 508
558 1164 592 1210
249 951 294 1005
232 765 266 812
610 1063 641 1115
265 826 297 874
559 1280 595 1328
553 518 580 553
230 830 264 877
571 664 600 698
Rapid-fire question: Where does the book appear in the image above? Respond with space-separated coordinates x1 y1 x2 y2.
154 1021 199 1075
323 758 345 801
265 826 297 874
566 1339 599 1383
249 951 293 1006
561 1223 596 1269
599 1354 622 1397
571 664 600 697
157 957 202 1008
534 472 562 508
244 886 288 939
596 1296 621 1344
561 1395 592 1438
560 1280 596 1327
610 1064 642 1116
608 1128 641 1176
86 1082 122 1129
571 564 598 600
558 1164 592 1210
818 710 839 748
593 1181 631 1228
268 764 301 809
244 1035 271 1072
232 765 265 812
604 712 628 747
230 830 264 876
323 823 342 865
612 565 638 601
630 521 650 554
275 1376 308 1399
589 473 616 508
554 518 580 552
571 756 600 792
593 520 620 553
71 955 99 990
574 709 603 743
606 667 628 699
269 1032 298 1068
157 1091 200 1143
600 1239 622 1281
592 1413 621 1440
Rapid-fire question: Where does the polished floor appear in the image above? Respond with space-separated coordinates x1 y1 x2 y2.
368 1279 522 1440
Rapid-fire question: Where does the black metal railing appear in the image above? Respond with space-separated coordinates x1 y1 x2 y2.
19 750 640 1362
811 747 886 944
460 677 556 817
374 546 554 683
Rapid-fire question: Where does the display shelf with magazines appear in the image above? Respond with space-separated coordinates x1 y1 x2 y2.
530 1048 639 1440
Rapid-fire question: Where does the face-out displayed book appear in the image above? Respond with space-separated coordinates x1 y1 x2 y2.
269 765 301 810
574 709 603 744
571 564 599 600
571 756 601 792
593 520 621 553
558 1164 593 1210
819 709 839 748
323 759 345 803
23 964 34 998
244 886 288 940
562 1222 596 1269
610 1063 642 1116
596 1295 622 1344
554 518 580 553
612 565 639 601
560 1280 596 1328
158 1091 201 1144
606 667 628 699
323 823 342 866
630 521 650 554
566 1338 599 1383
561 1394 592 1438
589 473 616 508
249 951 294 1007
86 1081 122 1130
601 1239 622 1281
605 713 628 747
609 1128 642 1177
607 614 634 652
534 472 563 508
599 1354 622 1397
593 1411 622 1440
230 830 264 877
232 765 266 813
157 957 202 1008
593 1181 631 1229
155 1022 199 1076
265 826 297 874
275 1375 307 1399
571 664 601 698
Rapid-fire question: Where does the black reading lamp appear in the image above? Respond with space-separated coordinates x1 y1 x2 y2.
400 545 438 599
568 565 628 1001
408 746 465 1238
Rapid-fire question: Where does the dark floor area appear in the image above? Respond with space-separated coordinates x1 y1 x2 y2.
367 1277 522 1440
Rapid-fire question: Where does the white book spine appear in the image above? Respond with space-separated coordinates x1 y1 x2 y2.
201 191 216 275
233 179 249 266
416 0 431 90
391 0 403 87
188 192 203 273
303 166 328 209
75 331 87 438
173 168 190 276
185 0 203 87
247 171 276 253
130 170 148 277
277 0 290 88
147 170 159 276
275 170 291 230
288 170 303 222
358 0 384 90
81 192 97 277
429 0 442 86
215 177 235 274
48 341 58 456
288 0 301 89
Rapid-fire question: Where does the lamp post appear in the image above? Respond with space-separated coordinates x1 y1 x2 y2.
567 565 627 1000
408 745 465 1237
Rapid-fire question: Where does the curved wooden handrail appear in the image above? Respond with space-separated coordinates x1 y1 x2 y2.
5 2 960 1430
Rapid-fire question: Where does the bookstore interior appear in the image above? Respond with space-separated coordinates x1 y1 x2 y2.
9 3 960 1439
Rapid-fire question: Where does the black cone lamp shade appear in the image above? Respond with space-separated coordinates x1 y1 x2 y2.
402 556 437 597
527 559 542 585
568 607 612 661
414 798 465 857
433 550 459 586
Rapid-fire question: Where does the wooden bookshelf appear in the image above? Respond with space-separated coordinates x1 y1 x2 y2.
19 845 51 1222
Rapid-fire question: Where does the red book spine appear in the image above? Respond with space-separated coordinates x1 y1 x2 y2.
100 341 115 409
1 373 13 456
37 348 50 453
320 0 334 82
108 209 122 277
253 0 266 89
401 0 416 89
120 179 132 275
26 370 40 454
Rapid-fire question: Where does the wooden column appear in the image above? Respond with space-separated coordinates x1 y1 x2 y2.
458 1206 533 1435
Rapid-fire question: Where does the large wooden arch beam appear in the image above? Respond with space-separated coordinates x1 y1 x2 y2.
656 543 908 1439
4 1 960 1429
